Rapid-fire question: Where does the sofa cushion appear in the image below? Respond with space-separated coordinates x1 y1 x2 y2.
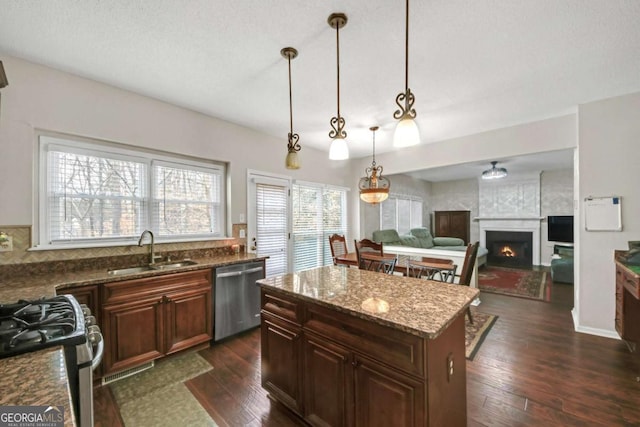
409 227 434 248
433 236 465 247
372 229 403 245
399 235 420 247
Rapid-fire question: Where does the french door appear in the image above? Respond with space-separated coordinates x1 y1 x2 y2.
247 172 291 277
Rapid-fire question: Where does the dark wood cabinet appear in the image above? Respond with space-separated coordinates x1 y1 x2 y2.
353 354 424 427
615 255 640 350
261 288 468 426
103 297 165 374
261 313 303 413
434 210 470 244
303 332 352 427
102 269 212 375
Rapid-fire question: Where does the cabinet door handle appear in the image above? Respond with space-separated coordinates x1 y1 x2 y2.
351 360 360 367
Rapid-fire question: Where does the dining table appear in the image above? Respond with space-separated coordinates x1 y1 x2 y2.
334 252 397 268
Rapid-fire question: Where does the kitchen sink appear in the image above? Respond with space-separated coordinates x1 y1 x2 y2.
107 266 156 275
107 260 198 275
153 260 199 270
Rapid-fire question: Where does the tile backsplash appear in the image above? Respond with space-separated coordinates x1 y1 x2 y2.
0 225 247 265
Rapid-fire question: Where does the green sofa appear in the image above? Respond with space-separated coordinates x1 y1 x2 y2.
372 227 488 266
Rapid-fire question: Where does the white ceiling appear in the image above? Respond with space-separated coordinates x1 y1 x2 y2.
1 0 639 164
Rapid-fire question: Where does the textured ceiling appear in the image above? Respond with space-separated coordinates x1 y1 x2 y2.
1 0 640 162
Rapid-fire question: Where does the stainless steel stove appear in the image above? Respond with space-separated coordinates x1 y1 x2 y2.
0 295 104 427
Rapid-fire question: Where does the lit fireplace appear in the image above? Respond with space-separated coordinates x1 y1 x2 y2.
499 245 516 257
486 231 533 267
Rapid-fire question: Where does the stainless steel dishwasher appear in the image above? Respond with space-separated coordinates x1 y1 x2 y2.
214 261 265 341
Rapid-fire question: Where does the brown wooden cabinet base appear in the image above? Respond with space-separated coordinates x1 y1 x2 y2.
615 255 640 350
260 288 468 427
102 269 212 376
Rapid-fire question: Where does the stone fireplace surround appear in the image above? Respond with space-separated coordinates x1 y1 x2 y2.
477 171 542 266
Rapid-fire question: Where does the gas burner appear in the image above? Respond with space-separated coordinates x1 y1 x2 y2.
0 295 86 358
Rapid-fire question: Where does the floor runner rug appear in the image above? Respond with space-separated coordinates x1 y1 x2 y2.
110 351 216 426
465 307 498 360
478 266 551 301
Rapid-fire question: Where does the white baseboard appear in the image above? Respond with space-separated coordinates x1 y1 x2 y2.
571 308 620 339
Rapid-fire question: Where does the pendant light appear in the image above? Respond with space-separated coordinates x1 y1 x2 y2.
281 47 301 170
327 13 349 160
482 161 508 180
359 126 390 204
392 0 420 148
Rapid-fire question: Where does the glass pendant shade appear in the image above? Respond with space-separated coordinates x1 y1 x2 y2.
360 187 390 204
329 138 349 160
481 161 508 180
393 117 420 147
285 151 300 169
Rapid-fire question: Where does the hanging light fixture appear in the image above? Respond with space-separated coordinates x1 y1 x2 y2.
392 0 420 148
359 126 390 204
482 161 508 180
281 47 301 170
327 13 349 160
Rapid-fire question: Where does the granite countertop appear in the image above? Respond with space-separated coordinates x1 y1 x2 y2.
0 252 265 426
0 253 265 302
257 265 479 339
0 347 76 426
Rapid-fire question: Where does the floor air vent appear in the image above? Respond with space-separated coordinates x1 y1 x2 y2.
102 361 155 385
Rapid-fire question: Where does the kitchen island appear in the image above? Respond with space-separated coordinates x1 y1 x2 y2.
258 265 479 427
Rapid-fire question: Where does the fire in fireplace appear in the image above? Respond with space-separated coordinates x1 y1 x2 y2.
486 230 533 268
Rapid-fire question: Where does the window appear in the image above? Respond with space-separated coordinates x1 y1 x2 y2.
380 195 423 234
292 182 348 271
38 134 226 247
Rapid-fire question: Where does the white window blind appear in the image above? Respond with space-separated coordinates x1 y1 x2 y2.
47 148 148 242
39 134 226 247
292 183 347 271
256 183 288 277
153 162 223 237
380 195 423 234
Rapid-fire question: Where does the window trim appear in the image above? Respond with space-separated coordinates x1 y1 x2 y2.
34 131 228 250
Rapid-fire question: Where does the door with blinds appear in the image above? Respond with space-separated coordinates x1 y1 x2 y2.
247 173 290 277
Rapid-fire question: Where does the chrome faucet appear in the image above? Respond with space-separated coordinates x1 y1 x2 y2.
138 230 156 265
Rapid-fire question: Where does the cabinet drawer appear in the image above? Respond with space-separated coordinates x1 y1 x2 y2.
304 304 424 378
103 269 212 305
262 291 302 325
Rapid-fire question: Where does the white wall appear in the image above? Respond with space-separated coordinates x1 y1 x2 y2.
0 55 350 231
576 91 640 337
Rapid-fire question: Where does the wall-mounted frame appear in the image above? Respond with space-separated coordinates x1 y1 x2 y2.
584 196 622 231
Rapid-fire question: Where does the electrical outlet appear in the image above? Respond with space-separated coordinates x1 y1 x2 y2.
239 213 246 223
0 236 13 252
239 229 246 238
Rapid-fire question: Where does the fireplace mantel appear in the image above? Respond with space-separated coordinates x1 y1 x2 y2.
478 218 541 265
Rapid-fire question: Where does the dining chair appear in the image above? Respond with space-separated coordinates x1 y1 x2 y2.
355 239 396 274
457 241 480 324
329 234 348 265
407 259 457 283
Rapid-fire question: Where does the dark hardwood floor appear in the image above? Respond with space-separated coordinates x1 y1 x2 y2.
95 281 640 426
